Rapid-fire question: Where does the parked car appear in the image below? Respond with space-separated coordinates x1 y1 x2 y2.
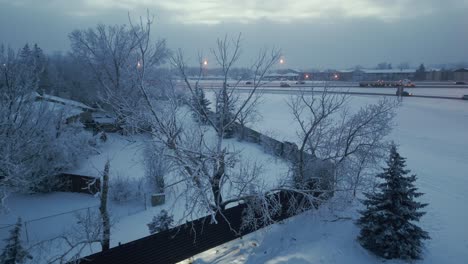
280 82 291 87
245 81 252 85
296 80 306 85
396 90 412 96
455 81 466 85
462 95 468 100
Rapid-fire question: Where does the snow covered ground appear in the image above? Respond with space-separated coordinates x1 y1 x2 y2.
0 109 291 260
188 94 468 263
2 93 467 263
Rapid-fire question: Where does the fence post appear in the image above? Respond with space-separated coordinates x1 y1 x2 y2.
24 221 30 243
144 193 147 210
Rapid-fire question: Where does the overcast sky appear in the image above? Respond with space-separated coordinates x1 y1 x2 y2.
0 0 467 69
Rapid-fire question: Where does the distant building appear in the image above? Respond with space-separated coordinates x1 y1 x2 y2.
453 68 468 82
335 69 415 81
265 69 300 80
360 69 415 81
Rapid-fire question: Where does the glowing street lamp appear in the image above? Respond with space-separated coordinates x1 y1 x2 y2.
137 60 142 69
203 59 208 66
279 58 285 64
305 74 309 79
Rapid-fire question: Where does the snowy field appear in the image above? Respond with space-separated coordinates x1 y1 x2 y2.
190 93 468 263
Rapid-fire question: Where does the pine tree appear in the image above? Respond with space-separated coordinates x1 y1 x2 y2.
191 86 211 124
147 210 174 234
215 86 235 138
356 145 430 260
19 44 32 63
0 218 31 264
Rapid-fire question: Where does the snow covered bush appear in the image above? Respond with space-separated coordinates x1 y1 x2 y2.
147 210 174 234
109 174 144 203
356 144 430 260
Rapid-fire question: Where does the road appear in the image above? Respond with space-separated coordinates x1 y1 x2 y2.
191 81 468 100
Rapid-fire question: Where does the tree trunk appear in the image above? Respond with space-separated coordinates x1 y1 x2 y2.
100 161 111 251
211 152 225 210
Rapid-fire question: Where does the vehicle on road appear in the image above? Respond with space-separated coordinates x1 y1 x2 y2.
401 79 416 87
296 80 306 84
245 81 252 85
462 95 468 100
455 81 466 85
280 82 291 87
396 90 412 96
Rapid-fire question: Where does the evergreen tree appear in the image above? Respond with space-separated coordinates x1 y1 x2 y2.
356 145 430 260
19 44 32 63
191 86 211 124
415 64 426 81
147 210 174 234
215 86 235 138
0 218 31 264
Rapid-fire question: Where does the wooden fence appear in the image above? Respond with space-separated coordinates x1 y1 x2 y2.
57 173 100 195
77 191 306 264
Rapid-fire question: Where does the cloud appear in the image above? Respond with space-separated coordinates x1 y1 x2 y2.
2 0 466 24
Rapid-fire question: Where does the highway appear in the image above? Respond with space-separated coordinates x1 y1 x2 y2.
195 82 468 100
178 80 468 100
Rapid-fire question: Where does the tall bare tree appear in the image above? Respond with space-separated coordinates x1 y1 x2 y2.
68 18 170 132
289 88 397 196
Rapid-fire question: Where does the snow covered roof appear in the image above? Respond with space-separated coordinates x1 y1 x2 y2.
265 72 299 77
454 68 468 72
37 94 95 111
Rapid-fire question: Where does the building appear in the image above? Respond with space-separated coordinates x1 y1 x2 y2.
360 69 415 81
265 69 300 81
453 68 468 82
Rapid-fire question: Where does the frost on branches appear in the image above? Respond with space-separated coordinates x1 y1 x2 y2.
0 44 94 209
356 144 430 260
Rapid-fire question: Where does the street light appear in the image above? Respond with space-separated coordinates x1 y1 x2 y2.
203 59 208 66
279 58 284 64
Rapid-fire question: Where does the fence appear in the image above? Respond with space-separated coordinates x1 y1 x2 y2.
0 193 150 246
0 206 99 245
77 191 310 264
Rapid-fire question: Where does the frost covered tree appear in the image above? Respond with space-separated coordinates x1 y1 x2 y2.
68 16 170 132
130 33 286 227
147 210 174 234
289 88 397 197
0 218 31 264
0 45 94 209
356 144 430 260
